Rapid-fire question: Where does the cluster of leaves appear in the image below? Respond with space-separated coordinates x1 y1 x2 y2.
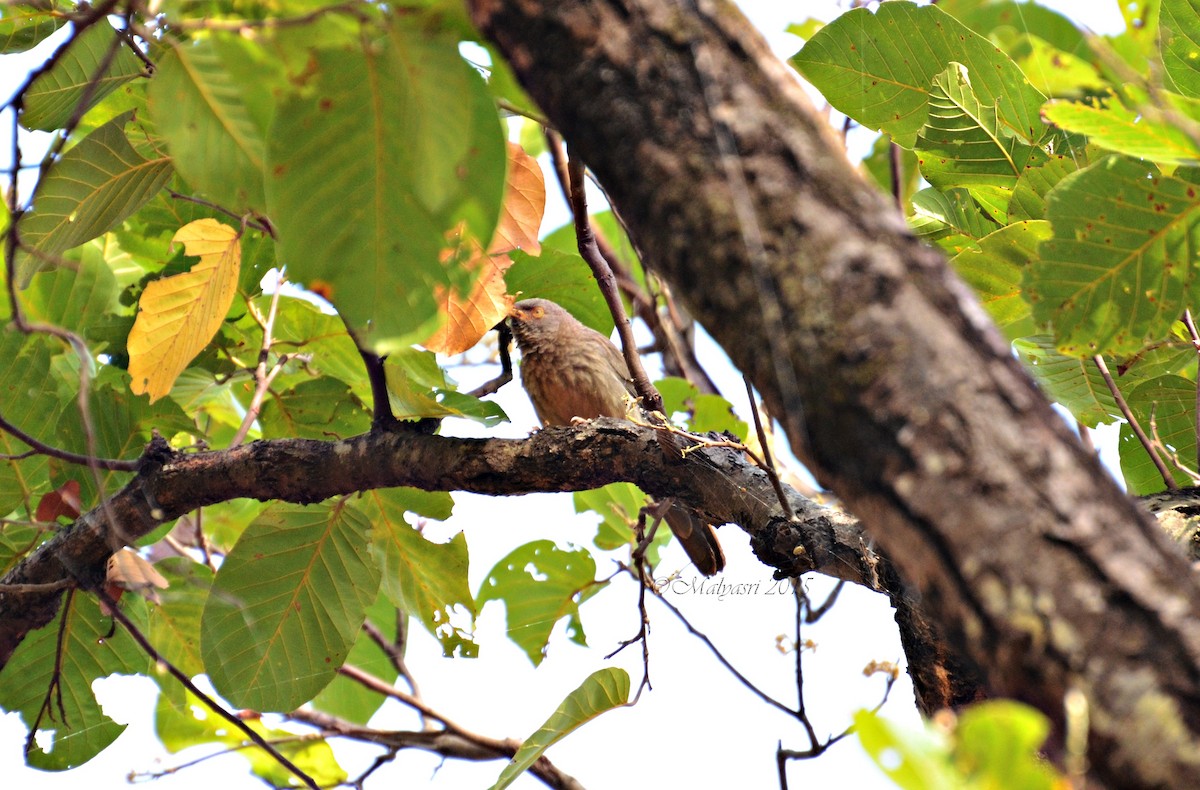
794 0 1200 494
0 0 689 782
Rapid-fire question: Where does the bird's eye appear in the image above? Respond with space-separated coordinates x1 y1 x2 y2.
531 306 545 318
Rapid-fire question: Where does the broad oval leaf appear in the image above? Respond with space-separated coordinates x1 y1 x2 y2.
1161 0 1200 98
908 187 996 255
201 501 381 711
1119 375 1198 494
148 39 266 211
951 220 1049 334
1014 336 1121 428
0 3 66 54
791 1 1046 148
1043 96 1200 165
1027 156 1200 356
267 25 506 351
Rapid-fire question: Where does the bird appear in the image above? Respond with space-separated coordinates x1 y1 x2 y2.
508 297 725 576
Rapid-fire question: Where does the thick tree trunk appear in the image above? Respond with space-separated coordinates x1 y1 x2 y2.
469 0 1200 786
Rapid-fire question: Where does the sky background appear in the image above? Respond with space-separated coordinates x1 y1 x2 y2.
0 1 1128 789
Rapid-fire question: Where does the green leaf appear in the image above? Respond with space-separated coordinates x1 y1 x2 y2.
950 220 1049 335
259 378 369 440
478 540 605 666
1014 336 1121 428
0 593 148 770
23 238 121 340
267 25 506 350
1043 96 1200 165
0 333 59 514
862 134 920 208
1027 156 1200 356
1009 151 1085 221
916 63 1048 222
908 187 996 255
384 348 508 426
362 488 477 658
955 701 1061 790
791 1 1045 149
148 39 267 211
201 500 381 711
575 483 645 550
312 592 401 724
147 557 212 677
854 709 958 790
21 21 145 131
692 393 749 439
16 112 173 285
491 668 629 790
0 521 43 577
950 1 1090 57
0 3 66 53
1161 0 1200 98
505 248 613 335
1119 375 1198 493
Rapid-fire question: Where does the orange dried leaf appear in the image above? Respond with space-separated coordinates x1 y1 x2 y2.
35 480 81 522
489 141 545 256
128 219 241 402
424 242 515 355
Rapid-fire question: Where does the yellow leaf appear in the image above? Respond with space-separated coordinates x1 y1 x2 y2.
128 219 241 402
489 141 545 256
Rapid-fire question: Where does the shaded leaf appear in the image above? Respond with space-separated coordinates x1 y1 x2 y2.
0 3 66 53
908 187 996 255
384 348 507 426
0 593 148 770
17 112 173 285
1119 375 1198 493
201 501 381 711
0 333 60 515
259 378 369 440
267 25 506 351
1009 151 1085 221
491 668 630 790
506 248 612 335
148 39 266 211
916 63 1048 222
1162 0 1200 98
21 20 145 131
1014 336 1121 428
128 219 241 402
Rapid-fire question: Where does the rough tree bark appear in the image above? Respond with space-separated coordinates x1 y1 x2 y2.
468 0 1200 787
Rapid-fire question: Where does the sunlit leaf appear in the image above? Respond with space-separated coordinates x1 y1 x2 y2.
1027 156 1200 356
908 187 996 255
422 243 514 356
0 3 66 53
1043 96 1200 165
128 219 241 402
950 220 1049 335
791 1 1046 149
362 489 476 657
506 248 612 335
491 668 629 790
491 142 546 256
478 541 605 666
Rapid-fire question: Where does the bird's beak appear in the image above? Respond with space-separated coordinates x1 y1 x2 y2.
508 305 525 321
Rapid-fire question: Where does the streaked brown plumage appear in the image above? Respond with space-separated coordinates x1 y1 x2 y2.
509 298 725 576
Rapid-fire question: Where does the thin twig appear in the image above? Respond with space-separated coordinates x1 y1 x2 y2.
0 412 138 471
97 587 320 790
467 321 514 398
230 275 286 447
1183 309 1200 471
744 376 794 520
564 152 664 414
1093 354 1176 490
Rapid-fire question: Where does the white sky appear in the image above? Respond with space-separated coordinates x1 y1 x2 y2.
0 2 1130 790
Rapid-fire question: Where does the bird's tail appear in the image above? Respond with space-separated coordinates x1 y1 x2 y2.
664 506 725 576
